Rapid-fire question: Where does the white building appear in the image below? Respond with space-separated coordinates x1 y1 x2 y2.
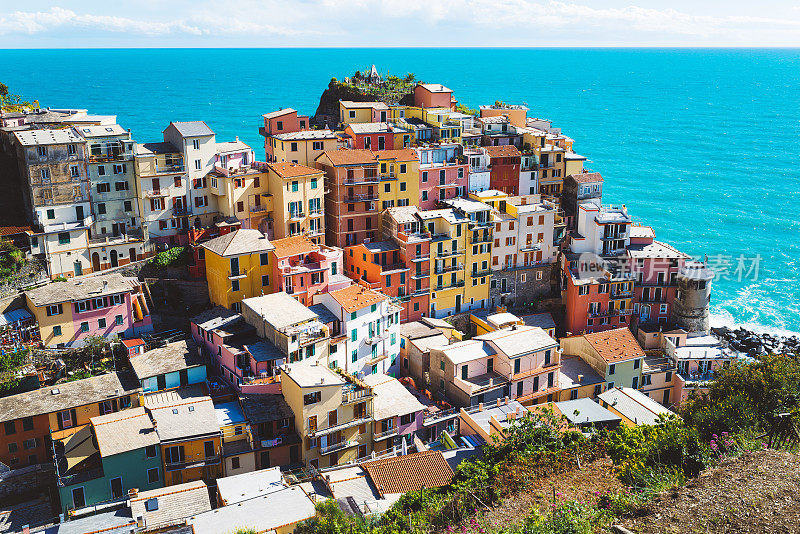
465 147 491 192
313 284 402 378
519 152 538 195
569 201 632 257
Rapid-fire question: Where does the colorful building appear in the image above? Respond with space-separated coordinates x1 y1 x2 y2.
361 373 425 453
413 84 455 110
268 130 339 167
202 228 275 311
560 327 645 392
416 143 468 210
129 339 208 393
25 273 152 347
316 149 380 248
485 145 521 195
344 122 394 151
339 100 388 125
265 162 326 243
376 149 419 213
260 108 311 162
271 235 345 307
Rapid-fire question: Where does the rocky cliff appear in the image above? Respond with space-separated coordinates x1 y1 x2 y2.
311 78 415 128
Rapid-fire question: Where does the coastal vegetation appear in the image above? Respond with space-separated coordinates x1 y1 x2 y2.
299 356 800 533
0 82 38 112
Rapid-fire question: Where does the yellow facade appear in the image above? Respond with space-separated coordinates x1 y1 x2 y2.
280 367 373 469
339 102 375 125
376 153 419 216
161 435 222 486
48 395 140 441
210 170 272 229
269 136 339 167
266 163 326 244
26 295 75 347
204 241 275 311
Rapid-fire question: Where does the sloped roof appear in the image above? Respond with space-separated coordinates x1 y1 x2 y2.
362 450 454 497
129 339 203 380
130 481 211 529
417 84 452 93
484 145 521 158
598 386 676 425
262 108 297 119
14 129 84 146
201 229 274 257
268 162 323 179
241 292 318 330
570 172 603 184
167 121 214 137
91 407 159 457
376 148 418 161
583 328 646 364
348 122 391 134
362 374 425 420
146 393 220 442
318 149 377 166
26 273 138 307
326 284 387 313
271 234 318 258
0 371 140 422
239 394 294 424
477 326 558 358
190 306 242 331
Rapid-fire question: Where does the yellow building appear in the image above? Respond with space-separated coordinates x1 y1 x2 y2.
339 101 388 125
266 162 326 244
202 228 275 311
418 199 492 318
268 130 339 167
209 166 272 232
145 391 222 486
280 361 374 469
376 149 419 216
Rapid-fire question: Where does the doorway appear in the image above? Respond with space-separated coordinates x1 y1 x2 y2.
110 477 123 499
74 262 82 276
91 252 101 273
129 248 137 262
110 250 118 268
71 487 86 509
455 294 462 314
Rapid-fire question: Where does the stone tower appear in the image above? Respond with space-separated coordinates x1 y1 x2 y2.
670 261 713 334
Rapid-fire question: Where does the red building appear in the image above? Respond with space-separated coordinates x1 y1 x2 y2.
417 144 469 211
344 123 394 151
260 108 310 162
485 145 521 195
271 235 348 307
315 149 380 248
414 83 456 110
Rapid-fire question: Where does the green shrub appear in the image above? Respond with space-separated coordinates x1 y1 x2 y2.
150 246 189 268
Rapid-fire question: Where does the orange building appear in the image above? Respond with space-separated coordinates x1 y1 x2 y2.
414 84 456 110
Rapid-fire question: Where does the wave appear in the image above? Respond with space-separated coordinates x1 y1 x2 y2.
709 310 800 338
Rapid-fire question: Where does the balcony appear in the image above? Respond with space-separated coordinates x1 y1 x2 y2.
309 209 324 217
343 193 379 202
164 454 221 472
144 189 168 198
373 427 399 441
343 175 380 185
380 173 396 181
471 269 492 278
342 387 374 405
434 279 465 291
411 269 430 279
229 271 247 280
289 211 306 221
173 206 190 217
422 406 460 427
88 229 144 246
381 262 408 273
364 352 388 366
434 263 462 275
412 287 430 296
364 331 388 345
437 181 460 188
454 371 509 396
610 289 634 299
309 415 372 438
320 439 358 456
520 242 542 252
435 248 465 258
410 254 430 262
601 232 629 241
154 163 185 174
588 308 634 318
471 235 492 244
250 203 271 213
468 220 493 228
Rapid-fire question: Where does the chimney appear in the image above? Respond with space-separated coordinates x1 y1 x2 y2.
128 488 139 498
577 374 583 383
496 398 501 407
478 402 483 412
504 396 509 405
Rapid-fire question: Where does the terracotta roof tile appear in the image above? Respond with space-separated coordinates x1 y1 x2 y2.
376 149 419 162
362 450 454 496
583 327 645 364
318 149 378 166
268 162 323 179
328 284 386 313
484 145 521 158
271 235 318 259
0 225 32 236
571 172 603 184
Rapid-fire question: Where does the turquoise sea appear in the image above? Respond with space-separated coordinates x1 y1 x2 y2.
2 48 798 333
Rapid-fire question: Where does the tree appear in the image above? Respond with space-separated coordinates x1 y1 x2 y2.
0 82 38 112
403 73 416 84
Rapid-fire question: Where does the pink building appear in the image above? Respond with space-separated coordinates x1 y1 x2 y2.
344 123 395 151
626 226 690 327
190 306 282 395
271 235 349 307
362 373 427 453
417 145 468 210
214 137 254 173
260 108 311 162
414 83 455 109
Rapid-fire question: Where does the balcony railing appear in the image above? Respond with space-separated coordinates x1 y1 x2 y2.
435 248 466 258
164 454 221 472
610 289 634 299
343 193 379 202
471 235 492 244
309 415 372 438
342 388 374 404
250 204 271 213
289 212 306 221
434 264 462 275
422 407 460 426
364 352 388 366
154 163 185 174
320 439 358 455
144 189 168 198
173 206 190 217
381 262 408 272
588 308 634 318
343 176 380 185
411 269 430 279
434 280 465 291
373 427 399 441
364 332 388 345
412 287 430 296
471 269 492 278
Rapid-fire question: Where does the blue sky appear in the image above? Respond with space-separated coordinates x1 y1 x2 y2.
1 0 800 48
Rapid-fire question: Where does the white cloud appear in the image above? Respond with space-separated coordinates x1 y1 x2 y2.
0 1 799 45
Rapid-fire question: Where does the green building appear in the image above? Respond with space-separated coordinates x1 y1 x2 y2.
55 407 163 513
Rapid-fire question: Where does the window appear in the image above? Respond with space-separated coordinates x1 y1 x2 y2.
310 177 318 189
192 139 200 150
303 391 321 405
231 280 240 292
3 421 14 435
312 141 323 151
231 457 240 469
23 438 39 449
97 203 106 215
147 467 159 483
115 315 123 325
461 365 468 380
194 159 202 170
632 376 639 388
58 232 70 245
8 442 17 453
399 163 407 173
276 120 284 130
145 444 157 458
80 322 89 333
440 360 445 371
237 201 244 212
70 165 80 178
37 146 47 156
352 350 358 363
290 142 298 152
46 304 63 316
514 358 521 374
291 181 299 192
260 252 269 266
22 417 33 432
633 359 640 370
261 275 269 287
400 413 412 425
594 384 602 396
609 364 616 375
421 171 428 183
124 200 132 212
607 381 615 390
517 381 523 397
46 209 55 220
351 329 357 342
98 318 106 328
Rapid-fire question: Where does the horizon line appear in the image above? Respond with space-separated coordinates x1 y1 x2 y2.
2 46 800 51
